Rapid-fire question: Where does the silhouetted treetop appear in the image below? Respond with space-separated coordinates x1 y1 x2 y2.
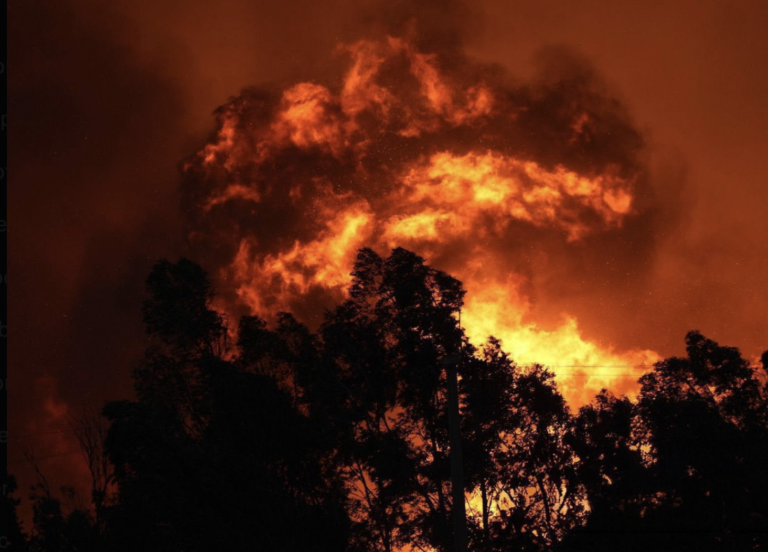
13 250 766 552
142 258 228 357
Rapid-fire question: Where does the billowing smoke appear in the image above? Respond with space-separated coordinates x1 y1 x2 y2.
180 3 663 405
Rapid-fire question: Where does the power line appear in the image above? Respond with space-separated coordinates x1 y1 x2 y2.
526 365 655 368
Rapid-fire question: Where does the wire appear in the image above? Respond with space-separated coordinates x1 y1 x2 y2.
514 364 655 368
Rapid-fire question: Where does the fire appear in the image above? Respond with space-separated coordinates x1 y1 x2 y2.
273 83 346 154
341 40 395 125
231 202 373 315
395 151 634 242
460 278 659 406
182 33 657 405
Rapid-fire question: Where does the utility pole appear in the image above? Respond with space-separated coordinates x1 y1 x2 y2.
446 357 468 552
442 309 468 552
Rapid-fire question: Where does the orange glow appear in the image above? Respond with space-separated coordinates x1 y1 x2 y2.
459 277 659 406
186 34 658 406
395 151 633 242
201 108 238 168
231 202 373 315
341 40 395 125
204 184 261 211
272 83 345 153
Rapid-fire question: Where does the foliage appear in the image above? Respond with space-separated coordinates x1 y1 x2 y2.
12 251 767 552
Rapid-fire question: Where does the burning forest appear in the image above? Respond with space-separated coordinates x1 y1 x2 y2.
7 0 768 551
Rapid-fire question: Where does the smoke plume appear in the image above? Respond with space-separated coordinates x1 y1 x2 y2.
180 2 663 405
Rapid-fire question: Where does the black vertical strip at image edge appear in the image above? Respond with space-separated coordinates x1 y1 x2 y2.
1 0 8 513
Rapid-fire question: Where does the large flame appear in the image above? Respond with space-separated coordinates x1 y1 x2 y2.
183 34 659 406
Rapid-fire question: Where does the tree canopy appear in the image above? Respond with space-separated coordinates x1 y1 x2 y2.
10 249 768 551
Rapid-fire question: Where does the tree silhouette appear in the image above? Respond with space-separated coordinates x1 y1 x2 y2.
3 474 28 551
23 456 98 552
100 258 350 552
315 247 466 552
69 408 114 535
633 331 768 550
462 343 585 551
560 331 768 551
10 250 767 552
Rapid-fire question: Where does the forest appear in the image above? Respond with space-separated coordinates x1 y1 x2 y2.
5 248 768 551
